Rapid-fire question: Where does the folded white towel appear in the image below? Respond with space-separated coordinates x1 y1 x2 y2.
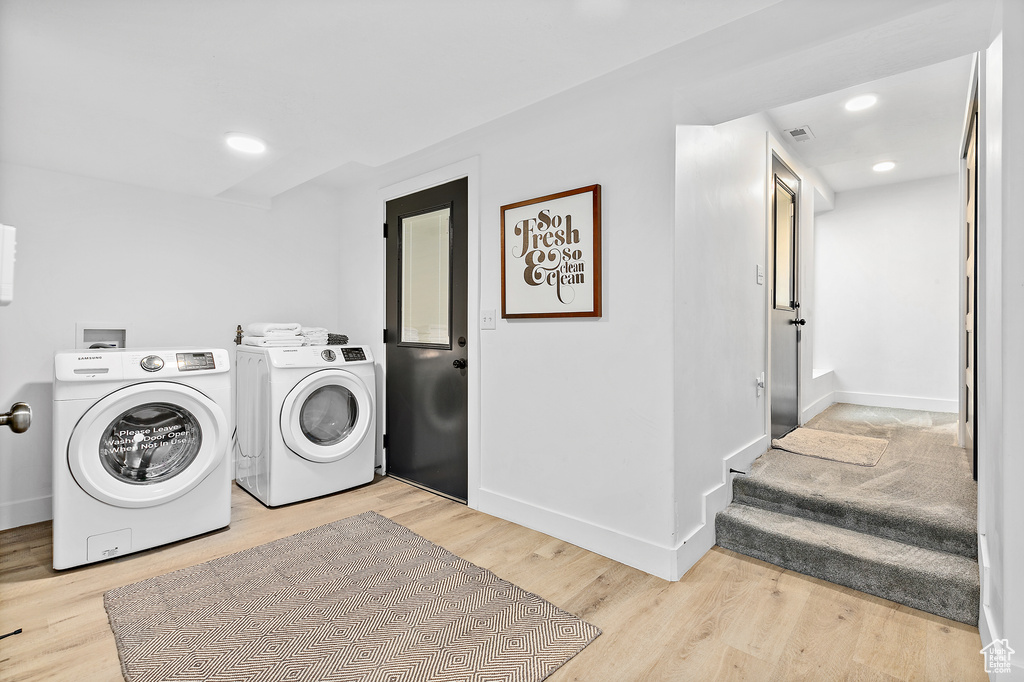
245 322 302 336
242 335 305 347
300 327 329 335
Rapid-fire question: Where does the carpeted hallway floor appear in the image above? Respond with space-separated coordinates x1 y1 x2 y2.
717 403 979 624
747 403 976 556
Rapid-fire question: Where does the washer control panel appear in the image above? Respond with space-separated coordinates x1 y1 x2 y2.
176 351 217 372
341 348 366 362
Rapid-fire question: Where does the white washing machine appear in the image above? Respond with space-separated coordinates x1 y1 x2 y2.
52 348 232 570
234 345 376 507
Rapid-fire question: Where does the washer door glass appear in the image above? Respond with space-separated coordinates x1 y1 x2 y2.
300 386 357 446
99 403 203 484
281 369 372 463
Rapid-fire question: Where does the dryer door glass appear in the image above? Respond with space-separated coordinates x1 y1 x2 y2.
299 385 357 446
98 403 203 484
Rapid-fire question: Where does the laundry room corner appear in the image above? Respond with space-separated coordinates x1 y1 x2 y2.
0 162 351 530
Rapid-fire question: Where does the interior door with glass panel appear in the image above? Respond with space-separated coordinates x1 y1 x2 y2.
963 110 978 479
385 177 468 501
770 156 802 439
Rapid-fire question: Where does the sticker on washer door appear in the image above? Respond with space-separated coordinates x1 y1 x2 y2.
99 403 203 484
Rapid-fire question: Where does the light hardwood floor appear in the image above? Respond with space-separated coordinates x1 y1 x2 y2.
0 477 987 681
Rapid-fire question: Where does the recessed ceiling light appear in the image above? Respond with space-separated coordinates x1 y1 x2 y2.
225 133 267 154
845 94 878 111
873 161 896 172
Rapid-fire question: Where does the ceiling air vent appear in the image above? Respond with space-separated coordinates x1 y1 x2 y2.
784 125 815 142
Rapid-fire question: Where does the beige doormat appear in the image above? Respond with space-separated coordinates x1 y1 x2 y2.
104 511 600 682
771 427 889 466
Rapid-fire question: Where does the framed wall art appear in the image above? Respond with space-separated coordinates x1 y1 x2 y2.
500 184 602 319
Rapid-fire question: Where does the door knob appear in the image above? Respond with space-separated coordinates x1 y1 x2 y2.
791 318 806 326
452 358 467 370
0 402 31 433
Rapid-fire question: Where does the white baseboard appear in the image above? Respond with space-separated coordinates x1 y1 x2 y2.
833 391 958 414
474 487 677 580
0 494 52 531
670 434 769 579
802 390 835 423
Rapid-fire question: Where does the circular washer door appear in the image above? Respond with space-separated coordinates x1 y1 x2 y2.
280 369 372 463
68 382 228 508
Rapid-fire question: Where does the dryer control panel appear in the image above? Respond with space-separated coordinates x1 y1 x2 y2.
341 348 366 362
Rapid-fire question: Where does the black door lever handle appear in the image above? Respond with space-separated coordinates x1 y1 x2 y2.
791 318 806 326
452 358 467 369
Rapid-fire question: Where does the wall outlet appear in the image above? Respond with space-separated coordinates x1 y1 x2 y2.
480 309 496 330
756 264 765 285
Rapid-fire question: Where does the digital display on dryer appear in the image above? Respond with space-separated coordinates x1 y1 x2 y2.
341 348 366 362
176 352 216 371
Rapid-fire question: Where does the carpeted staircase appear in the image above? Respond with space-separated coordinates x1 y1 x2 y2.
715 404 980 625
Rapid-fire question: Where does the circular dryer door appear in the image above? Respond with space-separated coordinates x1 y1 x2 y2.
68 382 229 508
280 369 372 463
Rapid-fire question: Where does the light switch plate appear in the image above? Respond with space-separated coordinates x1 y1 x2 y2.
756 264 765 285
480 309 496 330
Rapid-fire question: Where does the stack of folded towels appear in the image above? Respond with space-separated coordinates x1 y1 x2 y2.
242 322 304 347
300 327 329 346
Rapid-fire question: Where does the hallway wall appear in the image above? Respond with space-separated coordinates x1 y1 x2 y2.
813 175 960 412
978 0 1024 671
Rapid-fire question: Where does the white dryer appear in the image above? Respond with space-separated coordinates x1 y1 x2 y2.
52 348 232 570
234 345 376 507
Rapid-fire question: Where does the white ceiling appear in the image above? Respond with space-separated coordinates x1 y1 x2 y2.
764 55 975 193
0 0 781 202
0 1 983 203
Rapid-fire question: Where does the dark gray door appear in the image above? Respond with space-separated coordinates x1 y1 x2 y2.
770 156 802 439
385 178 468 501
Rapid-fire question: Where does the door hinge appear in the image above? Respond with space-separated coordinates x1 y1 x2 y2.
383 328 387 343
382 433 388 450
383 222 388 238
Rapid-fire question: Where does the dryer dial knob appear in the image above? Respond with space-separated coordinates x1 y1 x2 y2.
321 349 337 362
140 355 164 372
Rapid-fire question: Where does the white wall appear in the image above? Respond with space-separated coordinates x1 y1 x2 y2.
978 1 1024 676
327 74 680 577
0 163 347 529
673 115 833 569
813 176 960 413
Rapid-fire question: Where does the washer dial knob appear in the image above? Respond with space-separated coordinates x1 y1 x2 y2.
321 349 337 362
140 355 164 372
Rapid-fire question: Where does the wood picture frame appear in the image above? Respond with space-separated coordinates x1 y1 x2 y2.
500 184 602 319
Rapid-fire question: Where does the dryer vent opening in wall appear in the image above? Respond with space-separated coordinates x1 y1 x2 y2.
784 125 815 142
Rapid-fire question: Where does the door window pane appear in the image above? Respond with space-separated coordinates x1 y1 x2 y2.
774 179 795 310
99 403 202 484
401 208 451 346
300 385 357 446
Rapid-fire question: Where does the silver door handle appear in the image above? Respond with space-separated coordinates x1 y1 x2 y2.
0 402 31 433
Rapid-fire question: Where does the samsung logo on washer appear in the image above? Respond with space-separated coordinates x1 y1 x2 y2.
78 356 103 361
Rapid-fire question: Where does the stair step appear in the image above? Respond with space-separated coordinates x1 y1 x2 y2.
715 502 979 625
733 474 978 560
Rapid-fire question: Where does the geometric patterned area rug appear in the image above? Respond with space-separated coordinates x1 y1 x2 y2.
104 511 600 682
772 427 889 467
